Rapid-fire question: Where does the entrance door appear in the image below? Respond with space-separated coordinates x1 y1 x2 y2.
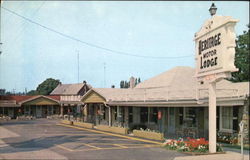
36 106 42 118
42 106 48 118
168 108 175 134
8 108 14 118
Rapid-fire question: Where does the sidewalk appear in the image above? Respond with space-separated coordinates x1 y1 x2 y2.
174 149 249 160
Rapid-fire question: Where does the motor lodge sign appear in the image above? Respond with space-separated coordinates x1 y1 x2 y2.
195 15 239 80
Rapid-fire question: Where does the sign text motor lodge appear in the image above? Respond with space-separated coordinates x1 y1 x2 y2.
199 33 221 69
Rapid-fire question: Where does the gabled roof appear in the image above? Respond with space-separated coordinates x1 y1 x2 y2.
0 96 33 103
0 95 60 107
50 83 91 95
19 95 60 105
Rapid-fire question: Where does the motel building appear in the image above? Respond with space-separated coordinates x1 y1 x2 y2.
0 95 61 118
0 81 91 119
80 66 249 144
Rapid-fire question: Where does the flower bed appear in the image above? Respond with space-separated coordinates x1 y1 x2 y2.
217 132 238 144
163 137 224 154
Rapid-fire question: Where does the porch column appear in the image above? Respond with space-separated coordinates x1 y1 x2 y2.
117 106 120 123
83 104 88 122
108 106 111 126
60 104 64 116
209 82 216 153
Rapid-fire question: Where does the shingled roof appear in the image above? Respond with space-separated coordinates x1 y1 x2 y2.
82 66 249 105
50 83 91 95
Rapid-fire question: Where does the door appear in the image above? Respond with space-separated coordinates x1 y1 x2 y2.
168 107 175 134
36 106 42 118
8 108 14 118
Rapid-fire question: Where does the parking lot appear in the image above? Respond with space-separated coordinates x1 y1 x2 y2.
0 119 187 160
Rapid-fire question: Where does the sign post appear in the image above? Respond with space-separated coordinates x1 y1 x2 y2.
194 3 238 153
208 81 216 153
239 121 245 160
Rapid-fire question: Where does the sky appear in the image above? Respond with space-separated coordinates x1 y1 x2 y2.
0 1 249 93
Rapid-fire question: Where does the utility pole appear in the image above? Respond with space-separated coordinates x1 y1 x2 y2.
76 50 79 83
103 62 106 88
0 0 2 86
0 0 2 55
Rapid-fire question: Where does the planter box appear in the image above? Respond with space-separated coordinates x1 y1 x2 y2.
96 125 128 135
133 130 164 141
74 121 93 129
61 120 73 125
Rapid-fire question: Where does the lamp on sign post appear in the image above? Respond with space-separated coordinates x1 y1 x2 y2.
209 3 217 16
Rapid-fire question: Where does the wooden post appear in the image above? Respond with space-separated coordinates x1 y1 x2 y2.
60 104 64 116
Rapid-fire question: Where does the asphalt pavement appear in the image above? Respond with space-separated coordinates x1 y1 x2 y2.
0 119 187 160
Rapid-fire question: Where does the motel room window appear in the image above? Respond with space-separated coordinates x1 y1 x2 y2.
184 107 197 127
128 107 133 123
149 107 158 123
179 108 184 126
140 107 148 123
220 106 233 131
114 107 117 121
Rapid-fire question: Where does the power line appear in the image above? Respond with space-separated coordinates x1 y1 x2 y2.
4 2 46 52
2 6 194 59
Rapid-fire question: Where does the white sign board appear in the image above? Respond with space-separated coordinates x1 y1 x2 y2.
195 15 239 80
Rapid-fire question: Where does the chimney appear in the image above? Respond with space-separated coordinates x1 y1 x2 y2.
129 76 135 88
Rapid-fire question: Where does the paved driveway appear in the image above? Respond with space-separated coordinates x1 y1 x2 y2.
0 119 187 160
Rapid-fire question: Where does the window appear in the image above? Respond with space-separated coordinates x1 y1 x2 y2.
114 107 117 121
179 108 184 125
140 107 148 123
149 108 158 123
220 107 233 131
184 107 197 127
128 107 133 123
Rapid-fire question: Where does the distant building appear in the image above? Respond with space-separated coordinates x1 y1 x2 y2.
50 81 91 116
0 95 60 118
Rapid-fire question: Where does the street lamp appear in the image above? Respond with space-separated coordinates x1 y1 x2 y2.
209 3 217 16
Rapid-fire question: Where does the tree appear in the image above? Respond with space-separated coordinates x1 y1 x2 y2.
135 78 138 85
120 80 125 88
36 78 61 95
27 90 38 95
231 25 250 82
138 78 141 84
120 77 142 88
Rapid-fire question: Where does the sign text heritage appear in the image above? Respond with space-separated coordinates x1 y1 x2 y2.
199 33 221 69
194 15 239 80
